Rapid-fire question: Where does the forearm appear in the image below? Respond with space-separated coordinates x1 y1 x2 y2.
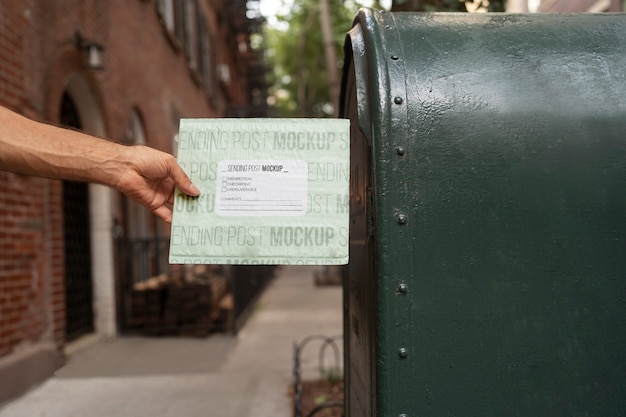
0 106 125 186
0 106 198 222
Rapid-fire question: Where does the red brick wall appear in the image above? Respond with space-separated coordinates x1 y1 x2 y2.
0 1 65 358
0 3 27 113
0 175 53 357
102 0 220 151
1 0 241 365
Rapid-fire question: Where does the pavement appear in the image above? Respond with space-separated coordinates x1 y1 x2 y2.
0 265 343 417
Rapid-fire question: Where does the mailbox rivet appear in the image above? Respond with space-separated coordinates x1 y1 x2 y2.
398 283 408 294
394 96 403 105
396 213 407 224
396 146 405 156
391 54 400 60
398 348 408 359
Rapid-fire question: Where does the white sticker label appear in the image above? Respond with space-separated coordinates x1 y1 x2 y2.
216 160 308 216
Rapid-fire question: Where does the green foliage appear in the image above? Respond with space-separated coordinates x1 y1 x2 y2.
319 366 343 385
314 394 328 404
264 0 506 117
392 0 467 12
265 0 373 117
391 0 505 12
466 0 506 11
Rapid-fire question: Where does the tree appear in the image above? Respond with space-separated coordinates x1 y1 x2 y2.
391 0 505 11
265 0 365 117
392 0 467 11
264 0 505 117
320 0 341 116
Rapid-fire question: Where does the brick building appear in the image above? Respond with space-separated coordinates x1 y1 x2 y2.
0 0 266 403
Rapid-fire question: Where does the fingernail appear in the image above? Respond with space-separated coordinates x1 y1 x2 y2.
189 184 200 195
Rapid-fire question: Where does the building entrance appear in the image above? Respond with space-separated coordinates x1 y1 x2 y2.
60 92 94 341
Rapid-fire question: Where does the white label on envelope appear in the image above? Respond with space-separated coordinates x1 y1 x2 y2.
216 160 308 216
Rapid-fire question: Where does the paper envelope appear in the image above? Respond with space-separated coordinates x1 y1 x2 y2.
169 118 350 265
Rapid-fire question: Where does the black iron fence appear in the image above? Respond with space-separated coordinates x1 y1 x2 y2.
228 264 275 332
293 334 344 417
116 236 170 286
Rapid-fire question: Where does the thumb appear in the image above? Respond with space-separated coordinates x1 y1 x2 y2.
170 161 200 196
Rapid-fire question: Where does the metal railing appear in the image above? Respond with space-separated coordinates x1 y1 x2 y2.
116 237 170 333
293 334 344 417
229 265 275 332
116 236 170 285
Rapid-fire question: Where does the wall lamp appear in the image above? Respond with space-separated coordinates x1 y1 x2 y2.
75 31 105 70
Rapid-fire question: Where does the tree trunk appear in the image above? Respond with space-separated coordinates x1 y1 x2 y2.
319 0 340 116
297 9 317 116
391 0 467 12
391 0 424 11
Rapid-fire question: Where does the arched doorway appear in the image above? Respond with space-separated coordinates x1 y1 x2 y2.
59 74 117 341
124 110 153 283
59 92 94 341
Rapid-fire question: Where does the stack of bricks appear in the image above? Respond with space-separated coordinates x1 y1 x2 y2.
128 265 233 337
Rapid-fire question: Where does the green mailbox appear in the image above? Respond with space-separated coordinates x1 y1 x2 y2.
341 9 626 417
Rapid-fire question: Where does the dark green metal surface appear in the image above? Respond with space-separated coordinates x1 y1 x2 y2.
341 9 626 417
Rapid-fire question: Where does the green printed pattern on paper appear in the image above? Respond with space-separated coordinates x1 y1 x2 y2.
169 118 350 265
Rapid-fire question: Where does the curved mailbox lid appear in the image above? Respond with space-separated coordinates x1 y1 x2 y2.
342 9 626 150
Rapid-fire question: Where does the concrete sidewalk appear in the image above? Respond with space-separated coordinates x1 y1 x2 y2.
0 266 343 417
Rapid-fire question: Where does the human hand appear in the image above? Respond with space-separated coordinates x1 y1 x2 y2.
113 145 199 222
0 106 198 221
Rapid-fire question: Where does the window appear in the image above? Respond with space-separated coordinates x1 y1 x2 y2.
125 110 146 146
156 0 175 32
197 10 216 95
124 110 152 283
527 0 541 12
161 0 199 70
124 111 150 241
184 0 198 70
156 0 216 101
587 0 610 12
